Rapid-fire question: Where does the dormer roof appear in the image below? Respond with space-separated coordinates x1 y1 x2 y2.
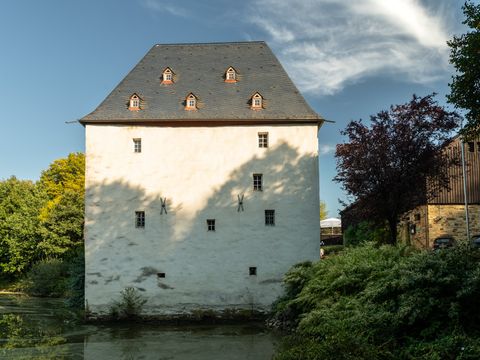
80 41 322 124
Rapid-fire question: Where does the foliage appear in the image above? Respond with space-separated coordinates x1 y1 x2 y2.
109 287 147 320
319 201 328 220
272 243 480 359
447 1 480 139
64 249 85 309
0 177 47 276
23 259 68 297
335 95 460 244
321 245 344 256
343 221 390 246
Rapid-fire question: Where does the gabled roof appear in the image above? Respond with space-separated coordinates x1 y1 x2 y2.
80 41 322 124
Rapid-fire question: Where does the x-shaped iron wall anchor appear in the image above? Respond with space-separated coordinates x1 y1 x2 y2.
237 194 244 212
160 197 168 214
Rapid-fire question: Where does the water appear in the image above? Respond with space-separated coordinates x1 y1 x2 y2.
0 295 278 359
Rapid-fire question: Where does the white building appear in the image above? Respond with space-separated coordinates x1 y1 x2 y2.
80 42 323 316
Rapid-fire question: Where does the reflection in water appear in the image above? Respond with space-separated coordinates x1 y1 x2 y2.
0 296 278 359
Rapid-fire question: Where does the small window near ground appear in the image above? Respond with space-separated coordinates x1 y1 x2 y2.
265 210 275 226
249 267 257 276
253 174 263 191
258 133 268 148
207 219 216 231
133 138 142 153
135 211 145 228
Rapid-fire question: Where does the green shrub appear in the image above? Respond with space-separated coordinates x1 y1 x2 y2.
109 287 147 320
273 243 480 359
343 221 390 246
24 258 68 297
64 250 84 309
322 245 344 256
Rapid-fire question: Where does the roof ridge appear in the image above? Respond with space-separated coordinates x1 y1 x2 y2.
153 41 267 47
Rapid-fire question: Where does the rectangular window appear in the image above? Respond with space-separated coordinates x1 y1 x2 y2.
207 219 216 231
164 73 172 81
135 211 145 228
253 174 263 191
258 133 268 148
133 138 142 153
265 210 275 226
249 267 257 276
468 142 474 152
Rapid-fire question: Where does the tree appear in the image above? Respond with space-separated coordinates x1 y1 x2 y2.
335 95 460 244
320 201 328 220
447 1 480 138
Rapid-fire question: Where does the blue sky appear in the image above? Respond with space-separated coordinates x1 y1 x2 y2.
0 0 471 217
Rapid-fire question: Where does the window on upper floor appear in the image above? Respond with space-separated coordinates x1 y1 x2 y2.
185 93 197 110
133 138 142 153
251 92 263 110
265 210 275 226
135 211 145 228
253 174 263 191
207 219 216 231
258 133 268 148
162 67 174 84
129 94 141 111
225 66 237 83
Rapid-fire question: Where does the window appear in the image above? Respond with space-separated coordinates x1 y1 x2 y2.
258 133 268 148
225 67 237 82
468 142 475 152
157 273 166 278
251 92 263 110
135 211 145 228
129 94 140 111
253 174 263 191
185 93 197 110
162 67 174 84
249 267 257 276
265 210 275 226
414 213 421 221
133 138 141 153
207 219 216 231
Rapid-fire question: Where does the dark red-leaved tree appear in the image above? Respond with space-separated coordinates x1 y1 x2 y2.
335 94 461 244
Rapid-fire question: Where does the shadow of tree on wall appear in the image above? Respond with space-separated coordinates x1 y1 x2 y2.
85 141 319 311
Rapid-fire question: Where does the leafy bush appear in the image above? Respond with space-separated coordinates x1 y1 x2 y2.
24 258 68 297
109 287 147 320
64 250 84 309
272 243 480 359
343 221 390 246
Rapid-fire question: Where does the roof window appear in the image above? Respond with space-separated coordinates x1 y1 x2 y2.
185 93 197 110
129 93 141 111
162 67 174 84
225 67 237 83
251 92 263 110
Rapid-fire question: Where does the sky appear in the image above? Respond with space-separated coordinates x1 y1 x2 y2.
0 0 471 217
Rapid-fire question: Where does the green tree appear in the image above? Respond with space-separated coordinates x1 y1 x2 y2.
320 201 328 220
0 177 46 276
447 1 480 138
38 153 85 259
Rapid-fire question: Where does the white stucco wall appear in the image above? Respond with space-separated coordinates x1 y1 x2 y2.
84 124 320 315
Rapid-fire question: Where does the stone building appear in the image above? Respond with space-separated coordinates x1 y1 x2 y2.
80 42 323 315
399 136 480 248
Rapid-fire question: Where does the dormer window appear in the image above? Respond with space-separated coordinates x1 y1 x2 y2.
225 67 237 83
251 92 263 110
129 94 141 111
185 93 197 110
162 67 174 84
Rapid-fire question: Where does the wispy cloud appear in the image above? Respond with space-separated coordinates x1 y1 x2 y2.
142 0 189 17
249 0 456 95
319 144 336 156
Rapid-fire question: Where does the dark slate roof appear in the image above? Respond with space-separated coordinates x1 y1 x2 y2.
80 41 322 123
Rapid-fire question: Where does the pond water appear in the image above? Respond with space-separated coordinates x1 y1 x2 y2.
0 295 279 359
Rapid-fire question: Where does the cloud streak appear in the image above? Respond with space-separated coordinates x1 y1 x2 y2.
142 0 189 17
249 0 456 95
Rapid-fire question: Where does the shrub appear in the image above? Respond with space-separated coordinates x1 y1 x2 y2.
64 250 84 309
24 258 68 297
109 287 147 320
273 243 480 359
343 221 390 246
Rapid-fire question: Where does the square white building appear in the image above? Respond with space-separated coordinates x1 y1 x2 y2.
80 41 323 316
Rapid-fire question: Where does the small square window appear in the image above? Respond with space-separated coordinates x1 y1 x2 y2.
414 213 421 221
249 267 257 276
265 210 275 226
258 133 268 148
207 219 216 231
157 273 166 278
253 174 263 191
135 211 145 228
133 138 142 153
